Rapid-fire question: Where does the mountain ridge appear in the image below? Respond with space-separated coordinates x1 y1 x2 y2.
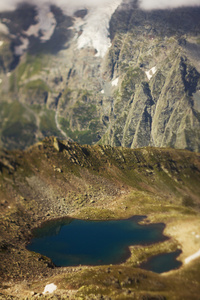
0 3 200 152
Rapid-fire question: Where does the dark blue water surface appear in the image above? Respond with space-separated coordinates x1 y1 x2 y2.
27 216 180 272
140 250 182 273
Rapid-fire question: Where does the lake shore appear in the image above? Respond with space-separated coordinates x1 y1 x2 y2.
163 217 200 266
1 202 200 299
0 140 200 299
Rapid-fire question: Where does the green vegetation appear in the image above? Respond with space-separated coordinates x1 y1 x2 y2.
23 79 50 92
39 110 61 137
9 53 50 92
78 89 92 102
31 104 42 113
59 116 99 145
59 96 101 145
59 88 72 111
73 102 97 126
9 73 16 92
0 37 13 72
20 79 50 105
121 67 143 98
0 101 70 149
17 54 48 83
0 101 37 149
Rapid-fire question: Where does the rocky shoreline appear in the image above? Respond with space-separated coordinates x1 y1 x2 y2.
0 138 200 299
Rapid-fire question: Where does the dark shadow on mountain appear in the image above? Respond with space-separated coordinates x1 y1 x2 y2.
0 3 38 70
74 9 88 19
0 3 38 34
110 5 200 40
9 55 20 71
1 3 74 68
27 27 73 55
27 5 74 55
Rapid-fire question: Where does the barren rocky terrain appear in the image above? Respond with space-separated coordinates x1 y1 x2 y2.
0 137 200 299
0 1 200 299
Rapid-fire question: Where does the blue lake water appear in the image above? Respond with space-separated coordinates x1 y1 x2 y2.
140 250 182 273
27 216 181 272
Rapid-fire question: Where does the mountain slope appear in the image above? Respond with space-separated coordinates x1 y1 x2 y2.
0 138 200 298
0 3 200 151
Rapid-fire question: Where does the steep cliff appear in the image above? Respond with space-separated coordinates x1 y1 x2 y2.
0 3 200 151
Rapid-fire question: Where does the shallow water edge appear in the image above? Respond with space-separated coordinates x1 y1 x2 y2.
26 215 183 273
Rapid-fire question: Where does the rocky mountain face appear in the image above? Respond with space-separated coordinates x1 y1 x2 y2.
0 2 200 151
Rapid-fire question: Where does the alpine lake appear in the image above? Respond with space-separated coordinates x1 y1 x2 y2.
27 216 182 273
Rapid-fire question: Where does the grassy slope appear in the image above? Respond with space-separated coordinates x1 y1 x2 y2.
0 138 200 299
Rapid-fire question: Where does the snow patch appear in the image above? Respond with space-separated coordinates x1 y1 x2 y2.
24 23 40 38
25 4 57 42
111 77 119 87
145 66 157 80
101 90 105 94
43 283 57 294
0 41 4 47
76 0 122 57
185 249 200 264
15 37 29 55
0 22 9 34
14 4 57 56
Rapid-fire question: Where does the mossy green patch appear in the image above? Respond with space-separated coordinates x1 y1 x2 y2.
18 54 49 82
59 88 72 111
120 67 144 98
59 117 100 145
23 79 50 92
9 53 50 92
0 101 37 149
72 102 97 126
77 208 117 220
39 109 61 137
